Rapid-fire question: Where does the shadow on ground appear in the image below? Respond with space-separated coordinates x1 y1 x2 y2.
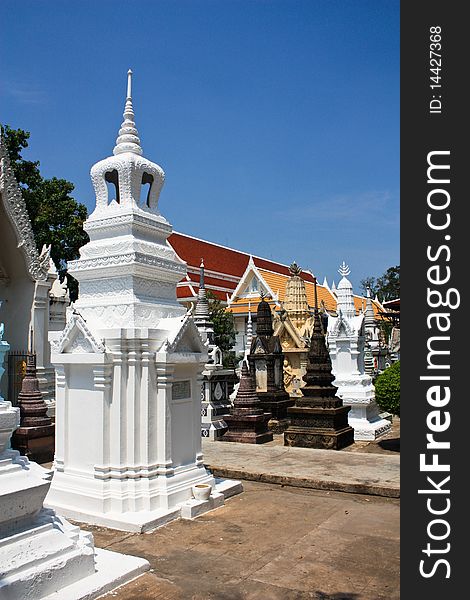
315 593 361 600
378 437 400 452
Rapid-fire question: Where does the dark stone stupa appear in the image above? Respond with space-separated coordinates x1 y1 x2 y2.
283 279 354 450
221 361 273 444
11 350 55 463
248 296 294 433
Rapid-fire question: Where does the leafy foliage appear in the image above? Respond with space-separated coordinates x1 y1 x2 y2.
206 290 237 365
1 124 89 300
360 265 400 302
374 360 400 416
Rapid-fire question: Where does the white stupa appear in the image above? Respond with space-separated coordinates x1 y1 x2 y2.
327 263 391 440
45 70 241 532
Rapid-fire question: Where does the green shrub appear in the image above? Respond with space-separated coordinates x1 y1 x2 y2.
374 361 400 416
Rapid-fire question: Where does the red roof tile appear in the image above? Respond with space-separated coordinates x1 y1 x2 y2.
168 232 315 282
169 232 249 277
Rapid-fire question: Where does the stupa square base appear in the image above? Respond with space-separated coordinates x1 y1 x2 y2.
284 425 354 450
349 416 392 441
221 430 274 444
11 424 55 464
201 419 228 440
258 392 295 424
222 413 273 444
40 547 149 600
0 504 149 600
267 417 291 434
46 477 242 533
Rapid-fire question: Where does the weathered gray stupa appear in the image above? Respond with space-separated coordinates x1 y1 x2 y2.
284 278 354 450
248 296 293 432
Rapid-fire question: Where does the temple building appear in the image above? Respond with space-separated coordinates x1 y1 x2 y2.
224 255 382 355
379 297 401 365
0 132 68 410
45 70 241 532
271 262 314 397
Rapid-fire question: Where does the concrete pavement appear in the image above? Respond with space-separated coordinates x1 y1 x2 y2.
92 481 399 600
47 419 400 598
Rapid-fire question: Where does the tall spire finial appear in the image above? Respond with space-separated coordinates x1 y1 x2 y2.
336 261 356 318
199 258 205 289
127 68 132 99
313 277 319 313
338 261 350 278
113 68 143 156
244 303 253 359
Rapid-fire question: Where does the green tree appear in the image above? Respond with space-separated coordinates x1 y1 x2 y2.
360 265 400 302
359 276 377 296
206 291 238 367
1 124 89 300
374 360 400 416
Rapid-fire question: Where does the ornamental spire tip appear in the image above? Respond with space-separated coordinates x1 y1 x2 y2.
338 261 351 278
113 68 142 156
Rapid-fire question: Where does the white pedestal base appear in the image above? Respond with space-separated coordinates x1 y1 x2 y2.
348 416 392 441
0 451 149 600
334 381 391 441
46 476 243 533
42 548 148 600
201 419 228 440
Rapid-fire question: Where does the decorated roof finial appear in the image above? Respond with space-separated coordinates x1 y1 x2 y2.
338 261 351 278
289 262 302 276
113 68 143 156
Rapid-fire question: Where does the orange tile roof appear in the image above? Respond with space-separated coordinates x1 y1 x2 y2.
228 268 383 318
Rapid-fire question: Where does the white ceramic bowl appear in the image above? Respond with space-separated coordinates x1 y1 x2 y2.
192 483 212 501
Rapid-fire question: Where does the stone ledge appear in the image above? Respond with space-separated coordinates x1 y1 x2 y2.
207 465 399 498
203 440 399 499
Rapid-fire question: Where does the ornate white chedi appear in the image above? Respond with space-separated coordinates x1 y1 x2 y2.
194 260 236 440
0 315 148 599
327 263 391 441
46 71 241 532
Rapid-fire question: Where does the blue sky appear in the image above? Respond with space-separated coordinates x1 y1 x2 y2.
1 0 399 291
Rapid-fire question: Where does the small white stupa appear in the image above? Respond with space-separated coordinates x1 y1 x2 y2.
327 263 391 441
45 70 241 532
194 259 236 440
